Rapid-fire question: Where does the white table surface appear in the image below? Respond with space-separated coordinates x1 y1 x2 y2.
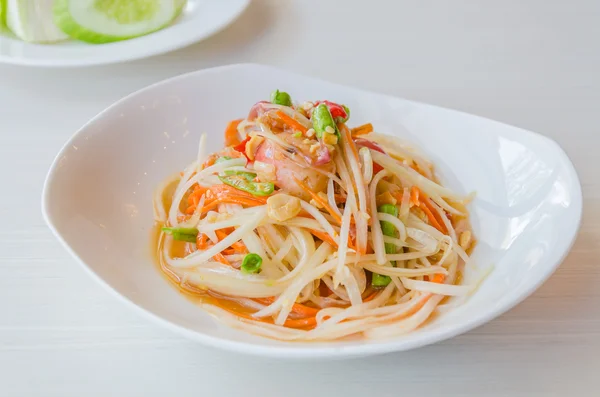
1 1 598 395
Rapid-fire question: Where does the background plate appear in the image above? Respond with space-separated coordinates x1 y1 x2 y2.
0 0 249 67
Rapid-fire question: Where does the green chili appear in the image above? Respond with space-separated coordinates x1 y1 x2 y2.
372 204 400 287
218 175 274 196
215 156 233 164
223 170 257 181
241 253 262 274
218 157 257 180
341 105 350 123
371 273 391 287
312 103 336 139
162 227 198 243
270 89 292 106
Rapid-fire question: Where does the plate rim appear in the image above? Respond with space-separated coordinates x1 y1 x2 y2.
41 63 584 359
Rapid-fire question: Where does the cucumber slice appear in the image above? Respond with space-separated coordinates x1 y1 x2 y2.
5 0 70 42
54 0 182 44
175 0 186 13
0 0 5 29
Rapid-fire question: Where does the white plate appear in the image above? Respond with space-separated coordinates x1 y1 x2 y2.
42 64 582 359
0 0 249 67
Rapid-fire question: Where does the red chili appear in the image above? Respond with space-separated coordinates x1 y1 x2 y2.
315 100 348 122
233 136 252 161
354 138 385 154
354 138 386 173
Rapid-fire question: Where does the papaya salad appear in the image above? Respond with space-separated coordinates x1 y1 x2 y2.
153 90 477 341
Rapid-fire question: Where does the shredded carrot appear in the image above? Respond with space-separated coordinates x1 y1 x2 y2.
185 203 199 214
215 229 247 251
224 119 243 147
231 241 248 253
219 306 317 329
210 196 266 209
410 163 421 175
276 110 308 134
351 123 373 136
213 228 248 253
197 233 209 249
235 244 249 254
356 241 367 255
431 273 446 283
408 186 447 234
410 186 420 206
215 228 233 239
419 201 445 233
309 229 357 251
254 297 319 317
186 184 268 214
283 316 317 329
186 196 266 214
201 154 217 169
213 252 230 265
197 227 244 265
340 124 359 161
310 229 338 247
393 191 402 204
363 291 379 302
293 176 343 224
187 185 207 206
422 197 448 234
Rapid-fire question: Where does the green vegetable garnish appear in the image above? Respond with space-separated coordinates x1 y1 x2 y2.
372 204 400 287
162 227 198 243
217 157 257 179
215 156 233 164
224 170 257 181
241 253 262 274
218 175 274 196
371 273 391 287
311 103 336 139
341 105 351 123
270 89 292 106
379 204 399 252
293 131 302 138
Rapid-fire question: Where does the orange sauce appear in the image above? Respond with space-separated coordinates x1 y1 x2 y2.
151 223 257 315
152 221 319 325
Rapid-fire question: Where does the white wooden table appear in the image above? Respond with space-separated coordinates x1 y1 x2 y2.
1 1 598 395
